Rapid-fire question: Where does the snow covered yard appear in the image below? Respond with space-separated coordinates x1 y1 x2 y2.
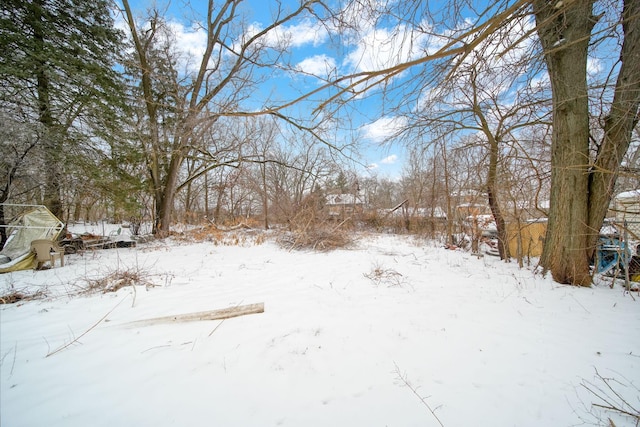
1 232 638 427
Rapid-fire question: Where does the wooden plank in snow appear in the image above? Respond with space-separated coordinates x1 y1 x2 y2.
128 302 264 327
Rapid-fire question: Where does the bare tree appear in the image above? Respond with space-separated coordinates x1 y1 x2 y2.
400 147 431 231
262 135 334 224
243 116 280 229
301 0 637 284
120 0 327 236
396 15 550 258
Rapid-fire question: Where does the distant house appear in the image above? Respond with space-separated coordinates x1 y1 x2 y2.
613 190 640 222
455 202 491 220
383 206 447 219
325 193 364 220
451 190 490 220
423 206 447 219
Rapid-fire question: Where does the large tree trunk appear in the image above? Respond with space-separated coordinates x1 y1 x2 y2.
0 203 6 248
123 0 176 238
476 103 510 260
155 183 176 238
486 137 509 260
32 0 63 218
441 142 454 245
586 0 640 257
487 179 509 260
261 164 269 230
154 152 184 237
533 0 596 286
153 179 174 237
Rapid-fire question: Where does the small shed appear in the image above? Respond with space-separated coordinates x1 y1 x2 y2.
507 220 547 258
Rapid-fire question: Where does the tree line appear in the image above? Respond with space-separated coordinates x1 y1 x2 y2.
1 0 638 286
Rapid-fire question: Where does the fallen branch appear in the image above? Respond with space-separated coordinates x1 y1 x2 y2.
394 362 446 427
581 367 640 423
383 199 409 220
128 302 265 327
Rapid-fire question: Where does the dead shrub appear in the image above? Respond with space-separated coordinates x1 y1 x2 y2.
277 194 356 251
278 226 354 251
81 268 155 294
360 210 385 230
364 263 407 287
189 224 224 242
0 287 47 304
181 222 266 246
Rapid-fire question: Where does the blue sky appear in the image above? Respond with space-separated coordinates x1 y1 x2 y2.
118 0 425 179
116 0 625 183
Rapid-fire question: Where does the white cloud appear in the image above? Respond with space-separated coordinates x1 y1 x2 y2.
336 19 443 97
459 16 537 97
169 21 208 63
115 16 208 73
296 54 336 79
587 57 603 75
333 0 391 38
162 17 328 73
343 25 423 73
282 19 328 48
242 18 328 51
360 116 407 143
380 154 397 164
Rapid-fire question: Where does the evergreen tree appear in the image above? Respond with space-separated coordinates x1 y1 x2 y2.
0 0 126 219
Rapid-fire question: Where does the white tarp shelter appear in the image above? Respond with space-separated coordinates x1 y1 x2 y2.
0 204 64 273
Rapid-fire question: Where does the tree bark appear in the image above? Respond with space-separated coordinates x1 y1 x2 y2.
261 162 270 230
586 0 640 257
156 154 183 237
0 203 6 248
441 142 454 245
31 0 63 218
475 101 510 260
534 0 596 285
122 0 167 236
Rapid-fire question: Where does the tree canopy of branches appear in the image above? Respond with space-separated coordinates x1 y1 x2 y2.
312 0 639 285
119 0 330 236
1 0 638 288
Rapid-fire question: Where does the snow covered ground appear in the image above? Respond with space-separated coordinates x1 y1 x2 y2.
1 227 639 427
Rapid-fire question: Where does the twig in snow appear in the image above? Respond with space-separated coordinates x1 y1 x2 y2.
46 295 130 358
580 367 640 424
141 344 172 354
393 362 446 427
208 320 226 337
570 295 591 314
10 342 17 377
208 300 244 337
1 343 18 378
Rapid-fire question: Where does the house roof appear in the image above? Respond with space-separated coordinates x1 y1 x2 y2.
616 189 640 201
325 194 364 205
